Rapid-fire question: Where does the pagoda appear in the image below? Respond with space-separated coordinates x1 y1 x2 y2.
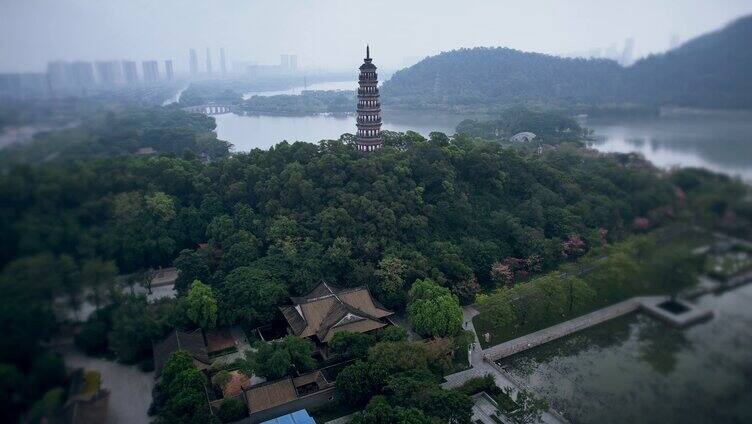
356 45 383 152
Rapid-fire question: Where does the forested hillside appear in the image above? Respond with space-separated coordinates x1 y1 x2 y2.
0 107 231 164
2 129 751 421
382 15 752 112
382 47 623 111
625 14 752 109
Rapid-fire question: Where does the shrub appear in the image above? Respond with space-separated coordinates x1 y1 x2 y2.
217 397 246 423
456 374 498 396
75 320 110 355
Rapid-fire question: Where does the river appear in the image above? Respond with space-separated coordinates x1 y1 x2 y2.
215 81 752 182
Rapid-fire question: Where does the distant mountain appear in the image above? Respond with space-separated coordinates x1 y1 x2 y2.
381 15 752 112
625 15 752 109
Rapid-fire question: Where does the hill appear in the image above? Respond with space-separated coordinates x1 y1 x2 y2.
381 15 752 112
625 15 752 109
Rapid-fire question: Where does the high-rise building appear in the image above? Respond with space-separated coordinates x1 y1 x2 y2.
95 61 122 85
0 73 48 98
620 38 635 66
206 48 212 75
280 54 290 70
122 61 138 84
289 55 298 71
142 60 160 84
164 60 174 81
189 49 198 78
68 61 95 87
47 61 69 91
220 48 227 78
355 46 382 152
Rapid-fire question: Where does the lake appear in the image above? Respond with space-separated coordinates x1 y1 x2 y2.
241 80 360 99
216 81 752 181
586 111 752 181
496 284 752 424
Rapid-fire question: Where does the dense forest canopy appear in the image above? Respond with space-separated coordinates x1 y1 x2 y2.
241 90 356 115
0 107 231 164
381 15 752 112
382 47 623 111
2 114 751 421
624 15 752 109
455 107 586 142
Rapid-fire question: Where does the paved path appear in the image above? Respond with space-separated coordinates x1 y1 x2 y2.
482 298 642 361
443 306 566 424
61 346 154 424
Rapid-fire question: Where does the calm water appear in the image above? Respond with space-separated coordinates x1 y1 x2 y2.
587 112 752 181
214 109 462 150
498 284 752 424
241 80 359 99
217 82 752 180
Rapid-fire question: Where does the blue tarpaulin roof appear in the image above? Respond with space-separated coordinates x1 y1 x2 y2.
260 409 316 424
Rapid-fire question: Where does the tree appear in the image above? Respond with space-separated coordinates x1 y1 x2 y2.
29 352 66 398
417 387 473 424
216 267 287 328
108 295 161 363
649 249 699 299
242 336 316 379
75 306 114 355
329 331 373 360
217 397 246 423
185 280 217 333
26 387 65 424
206 215 235 247
477 288 516 331
351 395 432 424
374 256 407 310
153 351 213 424
407 279 463 338
505 387 548 424
335 361 378 405
367 341 429 377
138 268 156 295
0 364 23 421
81 259 118 310
173 249 212 295
377 326 407 342
221 239 261 272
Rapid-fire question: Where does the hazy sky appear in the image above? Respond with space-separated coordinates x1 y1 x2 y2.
1 0 751 73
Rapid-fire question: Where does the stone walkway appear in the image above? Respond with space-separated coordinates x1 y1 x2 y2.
482 298 643 361
445 294 720 423
443 306 566 424
61 346 154 424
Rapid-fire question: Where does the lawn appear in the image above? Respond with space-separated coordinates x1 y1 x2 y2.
473 226 718 349
473 300 612 349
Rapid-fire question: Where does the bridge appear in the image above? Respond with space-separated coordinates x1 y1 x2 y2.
181 104 234 115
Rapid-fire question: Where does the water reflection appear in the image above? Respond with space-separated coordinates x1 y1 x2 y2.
214 92 752 182
214 110 461 151
242 80 359 99
587 113 752 181
498 284 752 424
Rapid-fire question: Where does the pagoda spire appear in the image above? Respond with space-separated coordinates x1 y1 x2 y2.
355 45 382 152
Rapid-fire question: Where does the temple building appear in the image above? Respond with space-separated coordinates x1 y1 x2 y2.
279 283 393 344
356 45 383 152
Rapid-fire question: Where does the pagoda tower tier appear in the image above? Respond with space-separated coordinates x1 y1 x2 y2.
355 45 383 152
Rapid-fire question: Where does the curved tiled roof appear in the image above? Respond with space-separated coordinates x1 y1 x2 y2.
279 283 393 342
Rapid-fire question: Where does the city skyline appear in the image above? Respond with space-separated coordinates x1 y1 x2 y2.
1 0 751 72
